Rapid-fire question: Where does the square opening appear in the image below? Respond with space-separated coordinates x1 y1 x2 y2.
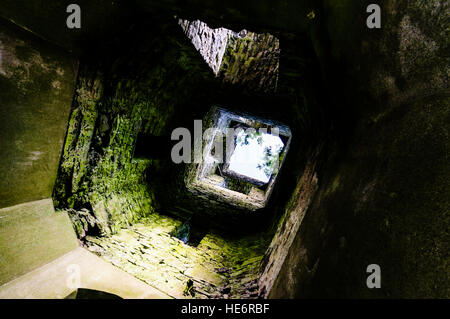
186 106 291 210
224 127 285 185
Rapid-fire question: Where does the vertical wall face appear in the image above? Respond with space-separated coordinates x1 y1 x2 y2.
179 19 232 75
269 0 449 298
51 19 219 235
180 18 280 92
0 19 78 208
0 19 79 285
258 155 319 297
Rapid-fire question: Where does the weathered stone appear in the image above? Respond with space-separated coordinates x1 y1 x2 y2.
180 19 280 91
84 212 267 299
179 19 231 75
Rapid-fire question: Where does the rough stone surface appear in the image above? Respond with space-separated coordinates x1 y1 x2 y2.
220 31 280 92
1 0 446 300
52 22 214 234
179 19 231 75
180 19 280 92
184 106 292 215
269 0 449 298
258 154 319 297
0 19 77 208
84 212 268 299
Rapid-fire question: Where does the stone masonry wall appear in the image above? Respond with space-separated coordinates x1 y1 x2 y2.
258 152 319 297
180 18 280 92
84 211 269 299
53 21 214 234
179 19 232 75
270 0 449 298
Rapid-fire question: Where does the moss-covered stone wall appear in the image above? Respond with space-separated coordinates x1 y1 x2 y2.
3 0 445 299
220 31 280 92
52 20 215 234
83 212 269 299
46 12 301 298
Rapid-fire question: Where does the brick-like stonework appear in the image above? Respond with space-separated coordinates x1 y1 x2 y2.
179 19 280 91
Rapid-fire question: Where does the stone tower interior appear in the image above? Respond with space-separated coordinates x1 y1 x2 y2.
0 1 448 299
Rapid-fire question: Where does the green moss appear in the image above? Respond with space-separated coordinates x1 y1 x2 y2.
84 212 270 298
53 24 215 234
219 32 279 91
224 177 253 194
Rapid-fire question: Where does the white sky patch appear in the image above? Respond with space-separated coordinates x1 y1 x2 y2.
228 130 284 183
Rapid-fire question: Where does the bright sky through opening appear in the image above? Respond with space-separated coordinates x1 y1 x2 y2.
228 130 284 183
